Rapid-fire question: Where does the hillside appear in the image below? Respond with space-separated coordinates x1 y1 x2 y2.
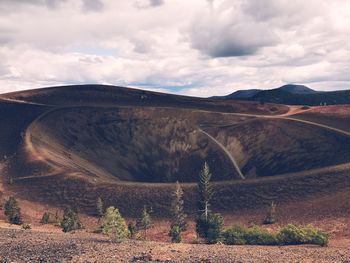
216 84 350 106
0 84 349 221
1 84 288 114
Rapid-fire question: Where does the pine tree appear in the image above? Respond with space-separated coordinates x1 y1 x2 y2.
170 226 181 243
206 213 224 244
263 201 276 224
54 210 60 224
4 196 22 225
197 162 213 220
40 212 50 224
195 163 224 243
128 221 137 239
137 205 152 238
170 181 187 231
60 207 83 232
101 206 129 242
96 197 104 217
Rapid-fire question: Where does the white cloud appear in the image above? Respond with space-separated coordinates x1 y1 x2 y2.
0 0 349 97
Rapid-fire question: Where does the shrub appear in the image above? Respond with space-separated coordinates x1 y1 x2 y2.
4 196 22 225
263 201 276 225
128 221 137 239
195 214 208 238
95 197 104 217
170 181 187 232
40 212 50 224
60 208 83 233
41 212 60 224
21 223 32 230
170 226 181 243
223 224 328 247
206 213 224 244
101 206 129 242
54 210 60 225
223 225 277 245
223 225 247 245
196 213 224 244
277 224 328 246
197 162 213 224
137 206 153 237
270 106 278 112
244 225 277 245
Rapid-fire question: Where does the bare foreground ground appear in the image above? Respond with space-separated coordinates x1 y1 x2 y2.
0 227 349 263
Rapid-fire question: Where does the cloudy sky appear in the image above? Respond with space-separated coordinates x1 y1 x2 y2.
0 0 349 97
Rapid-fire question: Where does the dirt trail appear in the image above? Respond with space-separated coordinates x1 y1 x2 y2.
278 105 314 116
215 106 350 138
0 97 51 106
282 116 350 137
22 105 119 182
198 129 245 180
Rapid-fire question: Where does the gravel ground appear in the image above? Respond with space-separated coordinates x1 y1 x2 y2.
0 229 349 263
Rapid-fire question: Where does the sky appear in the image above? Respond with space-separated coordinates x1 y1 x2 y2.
0 0 350 97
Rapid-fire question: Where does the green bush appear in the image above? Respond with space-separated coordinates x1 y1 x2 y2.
222 225 247 245
4 196 22 225
60 208 83 233
101 206 129 242
244 225 278 245
195 214 208 238
223 225 277 245
170 225 181 243
137 206 153 238
263 202 276 225
206 213 224 244
223 224 328 247
128 221 137 239
95 197 104 217
196 213 224 244
277 224 328 246
40 212 50 224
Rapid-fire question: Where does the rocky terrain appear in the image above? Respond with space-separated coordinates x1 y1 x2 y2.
0 228 349 263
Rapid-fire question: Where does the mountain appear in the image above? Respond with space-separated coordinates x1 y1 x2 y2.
215 84 350 106
212 89 260 99
278 84 317 94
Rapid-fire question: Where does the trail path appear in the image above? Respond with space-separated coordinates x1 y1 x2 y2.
0 97 52 106
198 129 245 180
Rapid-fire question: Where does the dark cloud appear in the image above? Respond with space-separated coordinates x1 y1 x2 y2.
190 17 278 57
189 0 325 58
149 0 164 7
0 0 65 10
241 0 326 28
135 0 164 9
82 0 104 12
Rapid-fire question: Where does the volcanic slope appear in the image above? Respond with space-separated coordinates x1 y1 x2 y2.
0 85 350 218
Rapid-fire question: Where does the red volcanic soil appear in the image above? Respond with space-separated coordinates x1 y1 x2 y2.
0 85 349 261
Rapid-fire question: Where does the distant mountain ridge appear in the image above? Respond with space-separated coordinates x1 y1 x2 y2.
214 84 350 106
278 84 317 94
